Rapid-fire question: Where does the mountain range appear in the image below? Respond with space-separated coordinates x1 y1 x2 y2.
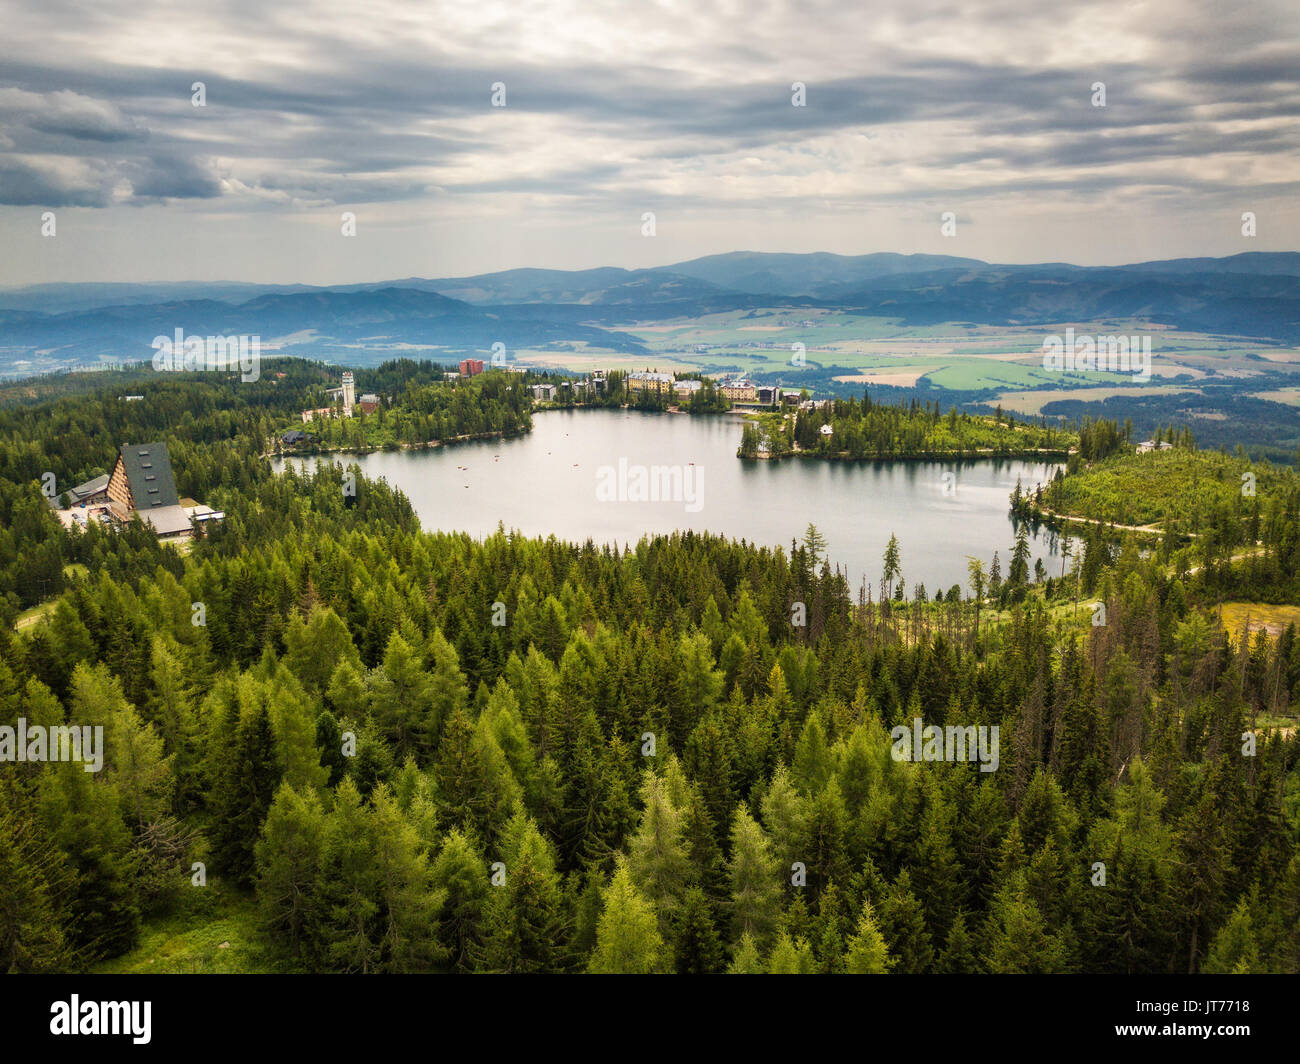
2 251 1298 376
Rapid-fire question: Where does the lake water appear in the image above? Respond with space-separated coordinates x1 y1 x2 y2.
271 409 1063 595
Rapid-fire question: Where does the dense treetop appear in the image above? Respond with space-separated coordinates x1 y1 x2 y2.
1 365 1297 975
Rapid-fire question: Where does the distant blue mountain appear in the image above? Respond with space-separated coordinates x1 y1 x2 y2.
2 252 1297 373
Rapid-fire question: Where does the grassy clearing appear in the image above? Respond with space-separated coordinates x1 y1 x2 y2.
13 564 89 629
92 889 295 975
997 385 1200 416
1220 601 1300 640
14 599 56 630
1253 388 1300 407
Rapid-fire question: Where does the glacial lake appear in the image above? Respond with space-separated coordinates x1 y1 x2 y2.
271 408 1064 595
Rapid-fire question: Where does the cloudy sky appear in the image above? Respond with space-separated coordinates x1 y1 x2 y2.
1 0 1298 285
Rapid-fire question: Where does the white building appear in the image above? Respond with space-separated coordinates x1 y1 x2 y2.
341 371 356 416
1136 440 1174 455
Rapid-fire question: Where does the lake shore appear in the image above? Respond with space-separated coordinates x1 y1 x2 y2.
270 408 1065 592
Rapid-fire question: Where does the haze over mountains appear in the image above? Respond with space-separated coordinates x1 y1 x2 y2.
2 251 1299 376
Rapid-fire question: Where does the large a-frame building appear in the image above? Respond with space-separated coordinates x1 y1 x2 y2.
107 442 193 538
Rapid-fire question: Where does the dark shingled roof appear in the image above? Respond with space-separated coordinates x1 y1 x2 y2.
70 473 110 500
120 442 179 510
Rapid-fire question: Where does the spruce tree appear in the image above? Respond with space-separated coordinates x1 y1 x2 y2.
588 859 664 974
843 899 893 974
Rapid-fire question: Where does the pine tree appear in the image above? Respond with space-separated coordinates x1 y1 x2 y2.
314 779 381 973
1202 899 1259 974
802 777 849 899
880 870 934 973
430 830 488 972
424 627 469 755
843 899 893 974
627 769 692 932
368 632 433 762
267 666 328 794
432 706 489 836
938 910 980 973
882 534 902 602
0 781 78 972
680 784 725 904
148 636 199 809
791 710 832 796
982 874 1069 974
479 814 566 973
284 606 362 694
38 760 140 959
671 887 725 974
211 693 283 887
255 783 325 964
314 710 347 788
766 931 815 973
727 806 782 947
588 859 664 974
671 633 723 743
727 931 765 974
802 523 828 564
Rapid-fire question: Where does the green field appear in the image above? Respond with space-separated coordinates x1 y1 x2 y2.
1220 601 1300 640
598 312 1300 399
91 890 291 975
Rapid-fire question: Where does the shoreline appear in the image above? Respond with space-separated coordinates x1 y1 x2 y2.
266 402 740 461
264 427 524 461
741 447 1073 463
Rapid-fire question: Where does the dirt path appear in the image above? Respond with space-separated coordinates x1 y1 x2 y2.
1027 506 1170 535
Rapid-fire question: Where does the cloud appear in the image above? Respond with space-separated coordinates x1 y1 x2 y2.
0 0 1296 277
0 87 145 142
0 155 112 206
122 154 222 200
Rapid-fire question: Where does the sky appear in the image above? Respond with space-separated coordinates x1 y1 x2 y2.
1 0 1298 286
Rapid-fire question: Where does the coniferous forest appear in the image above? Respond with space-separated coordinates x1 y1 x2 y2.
6 5 1300 1052
2 364 1298 977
